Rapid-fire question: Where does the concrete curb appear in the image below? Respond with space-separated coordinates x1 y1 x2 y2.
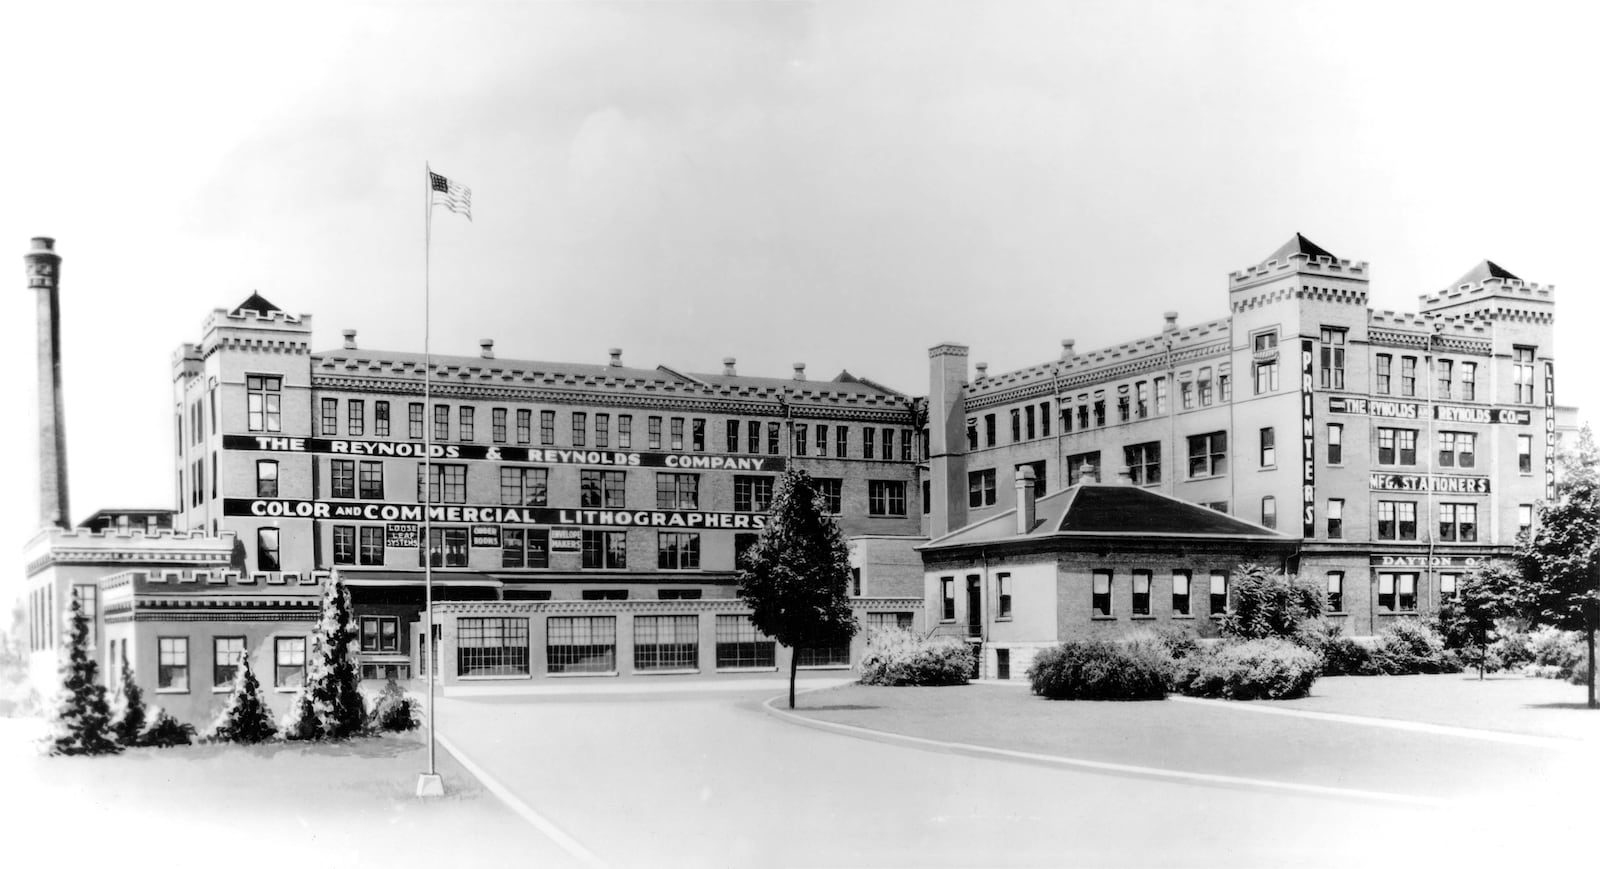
762 691 1450 808
1168 695 1588 749
432 729 610 869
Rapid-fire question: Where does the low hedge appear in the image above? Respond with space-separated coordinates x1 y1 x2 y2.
1178 638 1321 700
1027 638 1171 701
857 629 974 686
1375 620 1462 675
1293 619 1382 676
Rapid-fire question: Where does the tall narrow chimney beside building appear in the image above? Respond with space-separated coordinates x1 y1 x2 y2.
26 237 71 529
793 362 806 381
342 329 357 349
723 357 737 376
608 347 622 367
1061 339 1076 361
479 339 494 359
1015 467 1037 534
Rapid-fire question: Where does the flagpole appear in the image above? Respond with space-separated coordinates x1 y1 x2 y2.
418 163 443 797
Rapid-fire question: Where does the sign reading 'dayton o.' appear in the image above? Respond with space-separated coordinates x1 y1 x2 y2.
223 498 769 530
222 435 787 472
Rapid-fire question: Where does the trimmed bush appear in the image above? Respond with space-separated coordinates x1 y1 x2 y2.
1136 625 1201 662
1293 619 1381 676
140 708 196 748
1526 627 1584 678
1489 628 1535 672
1376 620 1461 675
1180 639 1321 700
369 678 419 732
206 658 277 744
1026 638 1171 701
857 629 973 686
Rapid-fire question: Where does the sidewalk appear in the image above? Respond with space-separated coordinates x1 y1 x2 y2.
442 669 855 698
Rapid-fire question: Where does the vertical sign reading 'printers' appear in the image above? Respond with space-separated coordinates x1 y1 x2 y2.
1545 362 1556 500
1302 339 1315 538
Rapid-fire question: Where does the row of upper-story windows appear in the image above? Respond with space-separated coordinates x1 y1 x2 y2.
936 569 1231 623
323 525 731 572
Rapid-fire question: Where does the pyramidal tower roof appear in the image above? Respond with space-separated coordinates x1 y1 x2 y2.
1450 260 1520 287
230 291 281 316
1263 233 1337 265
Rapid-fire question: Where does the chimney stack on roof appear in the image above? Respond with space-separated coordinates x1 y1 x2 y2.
480 339 494 359
1015 467 1037 535
1115 468 1134 486
608 348 622 367
723 357 737 376
1061 339 1076 361
1163 311 1179 333
342 329 357 350
975 362 988 380
793 362 806 381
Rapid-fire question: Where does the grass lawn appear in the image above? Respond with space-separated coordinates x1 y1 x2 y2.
0 717 576 869
787 680 1593 802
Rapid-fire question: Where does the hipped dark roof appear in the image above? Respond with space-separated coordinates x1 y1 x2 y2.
1450 260 1520 286
1263 233 1337 264
231 292 281 316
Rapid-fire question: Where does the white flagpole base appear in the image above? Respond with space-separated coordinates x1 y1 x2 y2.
416 773 445 797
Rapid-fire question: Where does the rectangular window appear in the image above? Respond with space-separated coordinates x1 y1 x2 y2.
580 469 626 508
815 424 829 457
634 615 699 671
617 414 632 449
593 413 608 449
1117 395 1130 423
1132 570 1151 616
492 408 507 443
71 585 97 648
500 528 550 569
1094 399 1106 426
1440 573 1460 603
571 412 586 447
1254 359 1279 394
815 478 843 514
273 636 305 688
375 401 390 437
1155 377 1169 415
726 420 740 453
257 528 280 571
657 532 701 569
1376 354 1392 394
1210 572 1228 617
581 530 627 569
1254 331 1279 353
881 428 894 460
996 573 1012 619
1514 347 1535 403
670 418 684 450
1328 423 1343 465
358 461 383 499
1041 401 1053 435
434 405 450 441
246 375 282 432
333 525 355 565
320 398 338 436
1077 404 1090 429
1320 327 1346 389
836 425 849 458
347 400 365 437
1172 570 1191 616
213 637 245 689
1187 431 1227 478
734 476 775 513
499 467 548 506
968 469 996 507
1460 362 1477 401
941 577 956 621
715 615 774 669
1260 427 1276 467
640 415 658 450
1401 356 1417 397
1379 574 1418 613
864 426 876 459
331 459 356 498
1519 503 1534 537
1012 408 1023 442
767 422 780 455
1180 381 1194 410
1327 573 1344 613
158 637 189 691
692 419 705 451
358 526 383 565
1327 498 1343 539
1377 428 1417 465
1518 434 1533 473
1198 368 1213 406
1439 503 1478 542
1135 382 1149 419
797 644 851 667
1261 496 1277 529
1124 442 1160 485
748 421 762 455
409 403 424 439
794 425 808 457
420 527 469 567
868 480 907 516
256 460 278 497
1067 451 1100 486
359 616 400 653
984 416 996 448
418 464 468 504
656 473 700 509
1220 372 1232 402
1377 501 1418 540
1092 570 1112 617
541 410 556 445
1438 431 1476 469
514 410 532 445
1436 359 1453 400
460 617 531 676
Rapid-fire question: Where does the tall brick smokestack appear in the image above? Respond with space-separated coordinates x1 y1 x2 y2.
26 237 70 529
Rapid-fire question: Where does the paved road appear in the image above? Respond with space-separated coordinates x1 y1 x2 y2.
436 682 1593 868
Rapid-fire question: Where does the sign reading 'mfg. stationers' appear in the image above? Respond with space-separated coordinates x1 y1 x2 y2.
222 435 785 472
223 498 769 529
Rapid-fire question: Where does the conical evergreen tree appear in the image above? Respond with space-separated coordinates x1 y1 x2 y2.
301 575 366 738
206 657 277 743
109 658 147 747
281 686 321 741
45 597 120 755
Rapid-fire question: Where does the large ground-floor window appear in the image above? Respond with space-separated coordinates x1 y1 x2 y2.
458 617 530 677
865 612 914 632
547 616 616 674
715 615 775 669
633 615 699 671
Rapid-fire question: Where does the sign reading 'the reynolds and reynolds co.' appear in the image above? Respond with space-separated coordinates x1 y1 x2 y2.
1326 397 1532 425
222 435 786 472
223 498 770 530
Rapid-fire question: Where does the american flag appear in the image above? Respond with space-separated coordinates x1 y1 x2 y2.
429 170 472 220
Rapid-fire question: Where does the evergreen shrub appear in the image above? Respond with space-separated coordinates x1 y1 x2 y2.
45 599 119 756
206 658 277 744
1179 638 1321 700
1375 620 1461 675
857 629 973 686
109 660 148 747
1026 638 1171 701
369 678 418 732
1292 619 1380 676
140 708 195 747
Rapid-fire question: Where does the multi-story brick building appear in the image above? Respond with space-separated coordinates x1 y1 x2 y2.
921 235 1564 643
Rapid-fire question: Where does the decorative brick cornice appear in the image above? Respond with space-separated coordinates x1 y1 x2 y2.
433 597 924 616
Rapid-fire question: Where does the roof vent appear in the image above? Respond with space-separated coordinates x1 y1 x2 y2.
342 329 357 350
480 339 494 359
1061 339 1076 361
723 357 737 376
793 362 806 381
1163 311 1178 333
975 362 988 379
608 348 623 367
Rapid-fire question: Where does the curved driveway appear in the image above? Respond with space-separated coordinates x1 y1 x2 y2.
436 680 1590 868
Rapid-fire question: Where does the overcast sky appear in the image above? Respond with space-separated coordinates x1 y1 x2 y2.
4 0 1597 560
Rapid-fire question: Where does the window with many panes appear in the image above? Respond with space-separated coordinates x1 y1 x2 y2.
726 420 740 452
515 409 531 444
1460 362 1477 401
868 480 906 516
692 419 705 451
1155 377 1169 414
333 526 356 564
1438 431 1476 468
1378 573 1417 612
864 426 876 458
815 424 829 457
1198 368 1213 405
359 526 382 565
715 615 774 669
1377 501 1417 540
1124 442 1160 485
433 405 449 441
580 470 626 508
794 425 808 457
1375 354 1392 394
213 637 245 689
257 528 281 571
1514 347 1535 403
1135 382 1149 419
670 418 685 450
541 410 556 445
1377 428 1416 465
418 464 467 503
460 617 531 676
409 403 424 439
617 414 632 448
320 398 338 436
595 413 609 448
836 425 849 457
360 616 399 653
996 572 1012 619
155 636 188 691
492 408 507 443
347 400 365 436
1320 327 1346 389
968 469 996 507
375 401 390 437
635 615 699 671
421 527 469 567
734 476 775 512
1401 356 1417 397
1254 359 1279 394
656 473 699 509
647 416 662 449
274 636 305 688
499 467 548 506
246 375 282 432
767 422 780 455
1436 359 1453 400
500 528 550 568
815 478 842 514
657 532 701 569
581 530 627 569
867 612 915 632
1439 503 1478 542
571 412 586 447
1187 431 1227 478
358 461 382 499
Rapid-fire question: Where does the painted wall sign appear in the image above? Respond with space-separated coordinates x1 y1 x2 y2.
1301 339 1315 538
223 435 786 472
384 523 418 548
470 525 501 547
550 526 583 552
1434 405 1532 425
224 498 769 530
1370 554 1489 568
1369 474 1491 494
1327 397 1530 425
1545 361 1556 500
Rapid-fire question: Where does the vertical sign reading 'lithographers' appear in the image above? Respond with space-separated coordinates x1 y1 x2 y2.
1545 361 1556 500
1302 339 1315 538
